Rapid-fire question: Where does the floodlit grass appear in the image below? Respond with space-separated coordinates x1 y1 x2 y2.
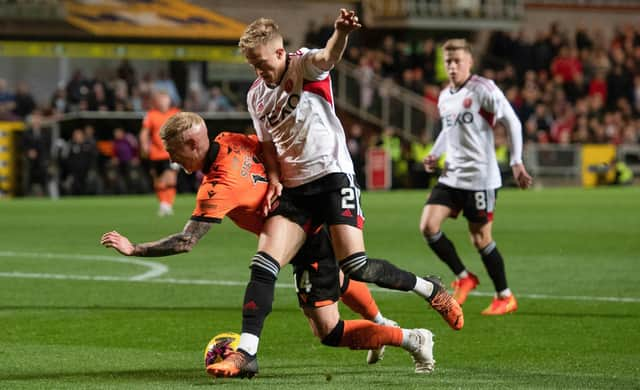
1 186 639 389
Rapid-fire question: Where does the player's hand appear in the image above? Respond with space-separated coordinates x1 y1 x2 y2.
511 163 533 189
262 180 283 216
335 8 361 33
100 230 135 256
423 155 438 173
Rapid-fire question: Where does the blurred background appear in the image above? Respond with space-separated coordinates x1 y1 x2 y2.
1 0 639 198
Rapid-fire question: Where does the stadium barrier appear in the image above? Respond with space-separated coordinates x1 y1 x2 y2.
525 143 640 187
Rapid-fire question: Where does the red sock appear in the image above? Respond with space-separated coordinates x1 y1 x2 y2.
340 280 380 320
338 319 403 350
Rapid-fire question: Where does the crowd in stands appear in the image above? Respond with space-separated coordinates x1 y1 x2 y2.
9 19 640 196
8 59 239 196
305 19 640 188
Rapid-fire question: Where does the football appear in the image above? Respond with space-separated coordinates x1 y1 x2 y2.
204 332 240 367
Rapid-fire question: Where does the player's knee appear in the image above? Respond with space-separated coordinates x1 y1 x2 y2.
470 234 492 250
420 219 440 237
321 319 344 347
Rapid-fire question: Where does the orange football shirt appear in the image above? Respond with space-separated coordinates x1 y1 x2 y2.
191 132 268 235
142 107 181 160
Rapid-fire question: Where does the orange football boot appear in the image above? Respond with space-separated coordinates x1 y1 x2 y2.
451 272 479 305
425 276 464 330
481 294 518 315
206 350 258 378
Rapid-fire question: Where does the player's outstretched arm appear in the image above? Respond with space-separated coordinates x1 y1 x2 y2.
100 220 212 257
312 8 362 71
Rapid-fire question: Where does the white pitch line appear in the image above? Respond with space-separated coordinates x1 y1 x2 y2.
0 271 639 304
0 251 168 281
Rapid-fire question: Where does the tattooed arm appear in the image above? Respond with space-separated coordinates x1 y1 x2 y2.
100 220 212 257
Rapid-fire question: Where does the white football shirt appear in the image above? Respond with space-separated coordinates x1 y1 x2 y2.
247 48 354 188
434 74 523 190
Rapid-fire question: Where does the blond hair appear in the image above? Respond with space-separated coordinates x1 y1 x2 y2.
238 18 282 53
442 39 472 55
160 112 204 142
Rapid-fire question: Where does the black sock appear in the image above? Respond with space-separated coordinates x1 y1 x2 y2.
426 231 466 275
241 251 280 337
479 242 508 292
340 252 417 291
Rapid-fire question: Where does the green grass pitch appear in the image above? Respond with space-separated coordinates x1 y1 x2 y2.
1 187 639 389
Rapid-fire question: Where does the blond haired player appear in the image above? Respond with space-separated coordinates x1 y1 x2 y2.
207 10 463 378
421 39 533 315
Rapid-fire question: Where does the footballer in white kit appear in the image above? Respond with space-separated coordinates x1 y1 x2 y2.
434 74 523 193
421 39 532 316
248 48 355 189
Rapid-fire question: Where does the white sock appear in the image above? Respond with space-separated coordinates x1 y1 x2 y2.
456 270 469 279
238 332 260 356
498 288 512 298
372 312 385 324
413 277 435 299
400 329 419 351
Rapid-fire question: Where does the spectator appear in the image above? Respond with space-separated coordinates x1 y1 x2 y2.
0 78 17 120
184 83 207 112
207 87 233 112
153 69 181 107
21 111 51 196
13 81 36 119
61 128 98 195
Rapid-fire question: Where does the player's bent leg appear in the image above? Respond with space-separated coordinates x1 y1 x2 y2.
338 278 399 364
337 253 463 329
305 304 435 374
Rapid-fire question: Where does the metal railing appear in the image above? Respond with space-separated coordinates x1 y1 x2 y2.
524 143 640 185
334 61 435 139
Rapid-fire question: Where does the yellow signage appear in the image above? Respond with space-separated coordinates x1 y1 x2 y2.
581 144 617 187
0 41 245 62
63 0 246 41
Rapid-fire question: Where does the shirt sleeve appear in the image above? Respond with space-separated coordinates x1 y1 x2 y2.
430 128 448 157
482 83 523 166
300 48 331 81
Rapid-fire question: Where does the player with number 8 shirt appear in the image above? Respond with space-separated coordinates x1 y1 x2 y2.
421 38 533 315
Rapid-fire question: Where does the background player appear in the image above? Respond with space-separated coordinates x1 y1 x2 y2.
421 39 533 315
100 112 436 377
208 10 463 378
139 90 180 216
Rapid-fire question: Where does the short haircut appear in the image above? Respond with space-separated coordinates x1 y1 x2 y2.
160 112 204 142
238 18 282 53
442 39 472 54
